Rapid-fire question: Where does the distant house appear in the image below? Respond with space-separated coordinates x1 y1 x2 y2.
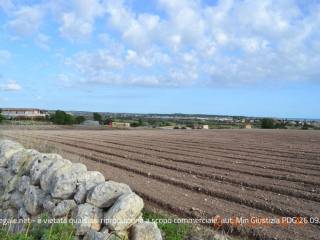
191 124 209 129
0 108 47 119
111 122 130 128
244 123 252 129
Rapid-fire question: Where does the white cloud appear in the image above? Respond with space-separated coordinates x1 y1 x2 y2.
8 5 43 36
0 80 21 91
0 0 14 12
105 0 161 50
58 0 104 40
2 0 320 87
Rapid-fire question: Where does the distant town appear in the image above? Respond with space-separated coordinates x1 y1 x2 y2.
0 107 319 130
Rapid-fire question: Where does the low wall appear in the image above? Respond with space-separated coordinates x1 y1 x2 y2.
0 139 162 240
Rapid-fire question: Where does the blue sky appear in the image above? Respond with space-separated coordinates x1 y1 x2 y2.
0 0 319 118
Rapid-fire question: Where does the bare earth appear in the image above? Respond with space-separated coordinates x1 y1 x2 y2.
1 128 320 240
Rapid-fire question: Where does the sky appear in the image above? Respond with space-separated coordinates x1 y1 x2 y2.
0 0 320 119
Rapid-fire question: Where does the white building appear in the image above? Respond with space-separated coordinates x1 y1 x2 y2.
0 108 47 119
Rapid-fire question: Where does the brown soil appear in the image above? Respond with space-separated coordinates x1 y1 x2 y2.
1 128 320 240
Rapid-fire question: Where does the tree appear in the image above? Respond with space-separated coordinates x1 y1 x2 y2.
53 110 66 125
0 113 4 123
75 116 86 124
302 122 309 130
131 122 139 127
138 118 144 126
51 110 75 125
261 118 274 129
64 114 75 125
93 113 102 123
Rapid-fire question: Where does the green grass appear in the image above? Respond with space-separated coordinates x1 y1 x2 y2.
142 210 191 240
0 222 75 240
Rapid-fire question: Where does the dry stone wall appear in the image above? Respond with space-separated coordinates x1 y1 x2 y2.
0 139 162 240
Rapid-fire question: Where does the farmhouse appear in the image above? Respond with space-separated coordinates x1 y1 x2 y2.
112 122 130 128
0 108 47 119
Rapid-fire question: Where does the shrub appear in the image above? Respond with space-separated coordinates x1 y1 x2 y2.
0 113 4 123
261 118 274 129
51 110 75 125
75 116 85 124
93 113 102 123
131 122 140 127
302 122 309 130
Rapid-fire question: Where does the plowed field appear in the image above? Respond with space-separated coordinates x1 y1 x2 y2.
1 129 320 240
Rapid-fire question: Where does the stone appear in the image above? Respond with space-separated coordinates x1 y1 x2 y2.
0 167 14 191
2 174 19 194
9 190 24 209
78 171 105 188
86 181 131 208
74 171 105 204
7 149 39 175
18 207 30 220
83 230 111 240
29 154 59 185
73 203 103 236
103 193 144 231
23 185 46 215
0 140 23 167
42 195 60 212
74 184 88 204
50 163 87 199
52 200 77 218
0 208 17 220
131 222 162 240
17 175 31 193
40 158 72 193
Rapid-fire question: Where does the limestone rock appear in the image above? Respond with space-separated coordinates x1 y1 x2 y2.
23 185 46 215
104 193 144 231
83 230 110 240
8 149 39 174
131 222 162 240
0 140 23 167
74 171 105 204
9 190 24 209
18 207 30 220
52 199 77 218
17 175 31 193
29 154 59 185
50 163 87 199
0 208 17 220
86 181 131 208
40 158 72 193
73 203 103 236
2 174 19 193
42 195 60 212
74 184 88 204
0 168 14 191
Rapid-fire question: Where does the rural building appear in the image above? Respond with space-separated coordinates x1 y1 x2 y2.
112 122 130 128
244 123 252 129
203 125 209 129
0 108 47 119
